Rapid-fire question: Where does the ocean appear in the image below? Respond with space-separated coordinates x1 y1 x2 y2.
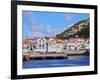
23 55 89 68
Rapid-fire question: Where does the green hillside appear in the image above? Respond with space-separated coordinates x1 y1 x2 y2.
56 18 89 39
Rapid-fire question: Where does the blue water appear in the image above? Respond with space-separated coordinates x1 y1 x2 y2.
23 55 89 69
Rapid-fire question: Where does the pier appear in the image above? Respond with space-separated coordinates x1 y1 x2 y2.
23 53 68 61
63 49 89 56
23 49 89 61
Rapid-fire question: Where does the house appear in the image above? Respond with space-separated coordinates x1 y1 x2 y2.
63 38 89 51
35 38 46 53
22 37 90 54
22 40 29 55
22 38 37 55
48 39 64 53
34 37 64 53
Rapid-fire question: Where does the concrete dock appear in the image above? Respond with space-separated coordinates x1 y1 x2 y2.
23 53 68 61
23 49 89 61
63 49 89 55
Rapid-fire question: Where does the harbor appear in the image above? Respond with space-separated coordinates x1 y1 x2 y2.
23 49 89 61
22 12 90 68
22 37 89 61
23 55 89 68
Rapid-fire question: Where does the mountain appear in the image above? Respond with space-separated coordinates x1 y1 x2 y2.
56 18 89 39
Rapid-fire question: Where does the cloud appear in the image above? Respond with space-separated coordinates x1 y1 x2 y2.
64 13 76 21
46 25 53 33
34 31 42 37
23 11 45 38
23 11 37 28
23 11 67 38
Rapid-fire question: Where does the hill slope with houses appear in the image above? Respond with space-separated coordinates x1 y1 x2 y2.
56 18 89 39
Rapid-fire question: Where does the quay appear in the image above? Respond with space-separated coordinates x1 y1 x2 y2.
23 49 89 61
23 53 68 61
63 49 89 56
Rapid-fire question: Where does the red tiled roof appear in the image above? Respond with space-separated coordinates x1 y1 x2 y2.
22 40 29 44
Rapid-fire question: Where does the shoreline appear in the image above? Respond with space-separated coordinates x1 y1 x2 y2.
23 51 89 61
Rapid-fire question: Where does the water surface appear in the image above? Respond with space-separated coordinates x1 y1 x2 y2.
23 55 89 69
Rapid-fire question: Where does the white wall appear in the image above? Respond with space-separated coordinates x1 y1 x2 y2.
0 0 99 80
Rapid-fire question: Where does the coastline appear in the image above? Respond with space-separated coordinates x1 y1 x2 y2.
23 50 89 61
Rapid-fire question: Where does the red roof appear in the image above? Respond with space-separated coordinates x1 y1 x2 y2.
22 40 29 44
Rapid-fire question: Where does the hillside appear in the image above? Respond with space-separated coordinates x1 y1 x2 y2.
56 18 89 39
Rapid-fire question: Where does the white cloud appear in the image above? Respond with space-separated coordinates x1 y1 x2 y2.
64 13 76 21
34 31 42 37
23 11 68 38
23 11 46 38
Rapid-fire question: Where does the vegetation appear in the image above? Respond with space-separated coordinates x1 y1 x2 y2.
56 18 89 39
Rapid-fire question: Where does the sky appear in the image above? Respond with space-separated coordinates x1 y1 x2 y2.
22 11 89 39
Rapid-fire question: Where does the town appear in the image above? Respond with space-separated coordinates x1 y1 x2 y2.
22 37 89 60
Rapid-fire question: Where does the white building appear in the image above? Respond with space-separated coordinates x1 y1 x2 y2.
35 38 46 53
35 38 64 53
48 39 64 53
63 38 89 51
22 38 90 54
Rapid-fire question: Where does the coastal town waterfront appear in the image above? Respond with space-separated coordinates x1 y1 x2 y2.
23 37 89 60
22 37 89 61
23 37 89 53
22 37 90 68
22 11 90 68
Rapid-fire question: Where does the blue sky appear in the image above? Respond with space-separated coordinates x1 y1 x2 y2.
22 11 89 39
